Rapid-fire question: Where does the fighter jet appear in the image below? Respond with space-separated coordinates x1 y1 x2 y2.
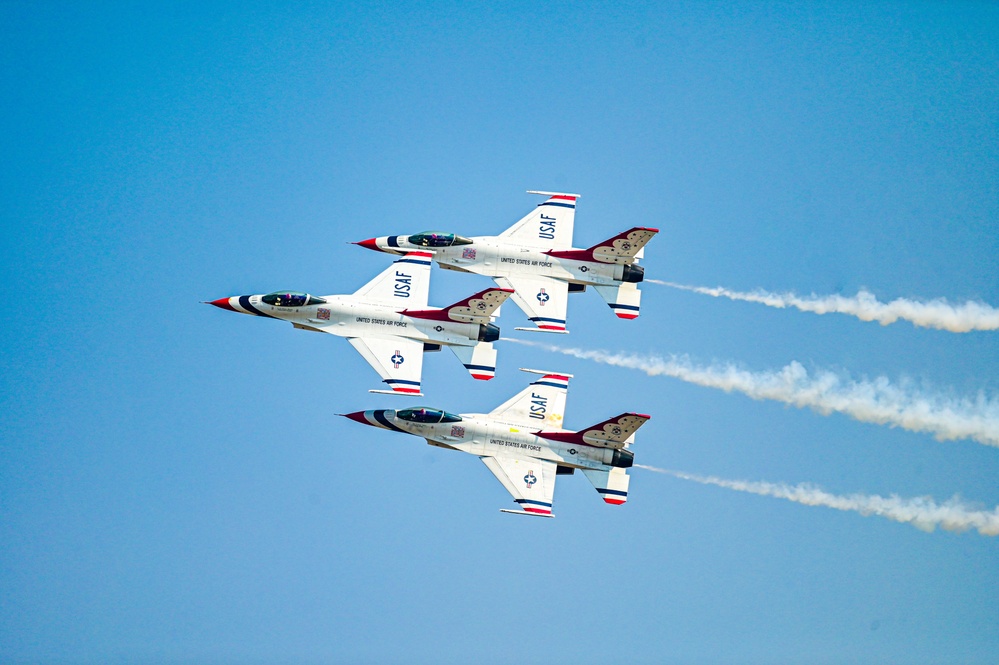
207 251 513 395
342 368 650 517
354 191 658 333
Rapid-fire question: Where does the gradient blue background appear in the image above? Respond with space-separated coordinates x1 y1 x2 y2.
2 3 997 663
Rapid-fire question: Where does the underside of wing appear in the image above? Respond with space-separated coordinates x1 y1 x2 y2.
495 275 570 333
352 252 433 307
346 336 425 395
489 370 570 428
499 191 578 248
480 456 557 516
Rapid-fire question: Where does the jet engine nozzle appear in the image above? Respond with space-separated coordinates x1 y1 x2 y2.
478 323 500 343
610 448 634 468
621 264 645 283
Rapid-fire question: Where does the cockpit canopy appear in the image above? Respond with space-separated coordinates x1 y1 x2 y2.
407 231 472 248
261 291 327 307
396 407 462 424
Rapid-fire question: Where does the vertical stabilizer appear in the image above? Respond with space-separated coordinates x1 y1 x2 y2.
593 283 641 320
581 467 630 505
450 341 498 380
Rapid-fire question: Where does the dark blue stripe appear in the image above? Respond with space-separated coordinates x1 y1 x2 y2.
538 202 575 209
610 303 640 311
529 316 567 324
373 410 405 432
383 378 421 386
463 364 494 371
597 488 628 497
395 259 432 266
532 380 567 388
239 295 276 318
388 236 400 248
515 499 553 508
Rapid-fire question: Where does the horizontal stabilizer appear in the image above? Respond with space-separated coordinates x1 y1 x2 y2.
401 287 514 324
545 227 658 265
537 412 650 449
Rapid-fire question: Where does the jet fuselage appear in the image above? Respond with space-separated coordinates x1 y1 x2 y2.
346 408 635 472
363 235 644 287
210 294 498 347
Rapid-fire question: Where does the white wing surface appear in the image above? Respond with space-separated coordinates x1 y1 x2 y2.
353 251 433 307
498 191 578 248
488 370 570 428
347 336 425 395
481 456 558 516
495 275 569 333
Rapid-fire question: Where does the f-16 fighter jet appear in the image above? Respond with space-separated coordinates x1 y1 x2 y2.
207 252 513 396
354 191 658 333
342 369 650 517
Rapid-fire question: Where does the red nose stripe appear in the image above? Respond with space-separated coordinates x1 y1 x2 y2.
342 411 370 425
354 238 380 251
208 297 237 312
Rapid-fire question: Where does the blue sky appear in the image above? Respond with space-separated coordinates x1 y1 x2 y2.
2 2 997 663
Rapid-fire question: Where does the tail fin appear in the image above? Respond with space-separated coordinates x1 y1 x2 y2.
489 368 571 427
401 287 514 324
499 191 579 248
593 283 641 319
546 227 658 265
536 412 650 448
581 467 630 505
352 252 433 307
450 341 498 381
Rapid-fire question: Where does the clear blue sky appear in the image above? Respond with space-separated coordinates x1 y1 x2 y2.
2 2 997 663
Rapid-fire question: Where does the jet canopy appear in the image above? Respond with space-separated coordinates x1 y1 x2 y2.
407 231 472 248
396 407 462 424
261 291 327 307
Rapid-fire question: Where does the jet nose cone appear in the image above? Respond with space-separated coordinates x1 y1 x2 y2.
341 410 371 425
353 237 382 252
207 297 237 312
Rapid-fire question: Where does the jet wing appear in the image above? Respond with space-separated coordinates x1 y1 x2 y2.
495 275 569 333
480 455 557 517
499 191 578 248
347 336 425 395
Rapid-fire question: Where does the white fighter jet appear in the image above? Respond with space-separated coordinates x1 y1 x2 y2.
207 251 513 395
342 369 650 517
354 191 658 333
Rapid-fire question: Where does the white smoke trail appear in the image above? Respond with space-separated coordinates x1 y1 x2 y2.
637 465 999 536
647 280 999 333
503 338 999 447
